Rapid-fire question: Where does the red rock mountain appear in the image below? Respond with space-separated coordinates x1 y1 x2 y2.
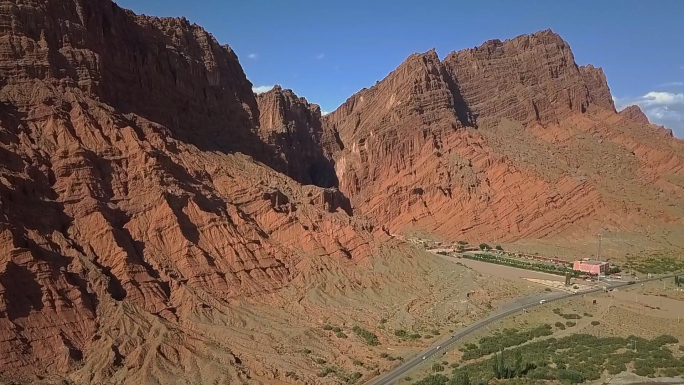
324 30 684 242
0 1 403 383
1 1 683 384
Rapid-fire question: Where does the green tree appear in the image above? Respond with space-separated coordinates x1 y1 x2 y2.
514 349 523 376
479 243 490 251
495 245 503 251
453 371 471 385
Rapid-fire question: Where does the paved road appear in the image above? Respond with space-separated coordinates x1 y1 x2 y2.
365 275 673 385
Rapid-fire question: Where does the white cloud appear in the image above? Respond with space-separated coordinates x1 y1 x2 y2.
316 53 325 60
640 91 684 106
321 111 330 116
252 85 274 94
615 91 684 137
248 53 257 59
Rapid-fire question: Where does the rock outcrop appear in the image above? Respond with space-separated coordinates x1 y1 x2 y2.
619 105 650 125
256 85 340 187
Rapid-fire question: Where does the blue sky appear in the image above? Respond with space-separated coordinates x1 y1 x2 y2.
117 0 684 137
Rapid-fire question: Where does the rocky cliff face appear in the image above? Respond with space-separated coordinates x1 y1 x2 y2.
256 85 340 188
325 29 684 241
0 1 407 383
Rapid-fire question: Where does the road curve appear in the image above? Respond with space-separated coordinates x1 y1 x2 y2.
365 275 673 385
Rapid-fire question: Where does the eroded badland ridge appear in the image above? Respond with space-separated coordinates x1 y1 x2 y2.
0 0 682 384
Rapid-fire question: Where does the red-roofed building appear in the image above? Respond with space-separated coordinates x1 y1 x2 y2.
573 259 609 275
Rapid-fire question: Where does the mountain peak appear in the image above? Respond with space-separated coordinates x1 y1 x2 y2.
619 105 650 124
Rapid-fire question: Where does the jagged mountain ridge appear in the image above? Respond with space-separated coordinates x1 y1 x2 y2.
320 29 684 242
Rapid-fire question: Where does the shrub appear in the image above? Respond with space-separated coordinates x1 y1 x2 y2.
558 369 584 383
336 331 347 338
323 324 333 330
432 363 445 372
352 326 379 346
409 333 421 340
565 321 576 327
314 358 326 365
555 322 566 330
380 352 389 358
431 329 440 335
404 376 412 381
495 245 503 251
394 329 408 338
635 366 655 377
332 326 342 333
285 371 299 380
316 366 335 377
414 374 449 385
583 312 593 317
561 313 581 320
591 321 600 326
545 288 552 292
352 359 363 366
653 335 679 345
380 318 388 324
479 243 491 251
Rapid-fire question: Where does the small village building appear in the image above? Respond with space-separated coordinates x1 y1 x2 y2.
572 259 609 275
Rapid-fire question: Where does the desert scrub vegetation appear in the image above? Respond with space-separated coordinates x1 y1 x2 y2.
417 334 683 384
394 329 421 340
316 365 363 384
624 254 684 274
459 324 553 360
352 325 379 346
553 308 582 319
